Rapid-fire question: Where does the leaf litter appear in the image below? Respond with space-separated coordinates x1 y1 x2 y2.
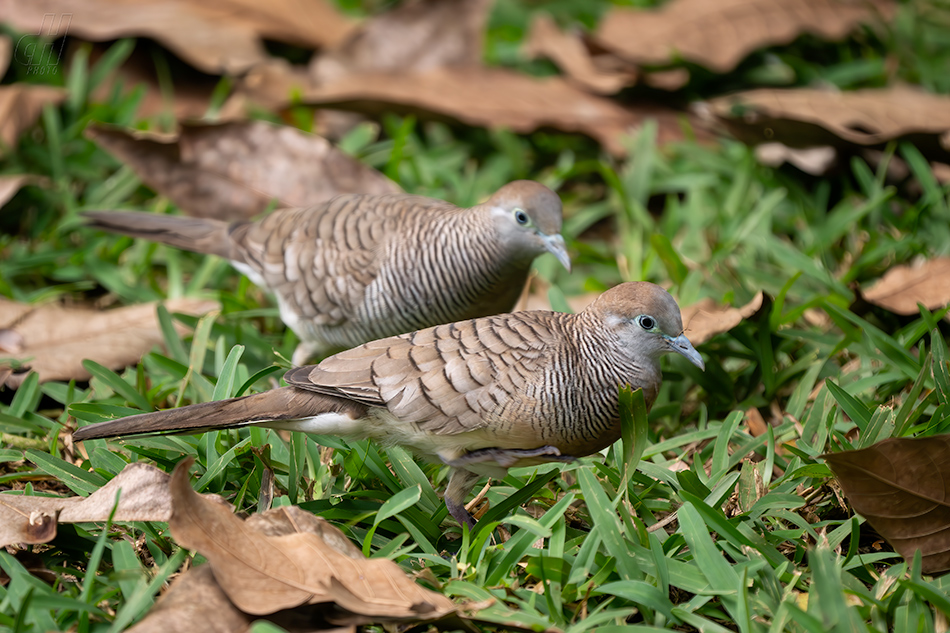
824 434 950 573
0 297 219 387
86 121 401 221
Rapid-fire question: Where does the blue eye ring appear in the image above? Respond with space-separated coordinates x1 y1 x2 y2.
514 209 529 225
638 315 656 330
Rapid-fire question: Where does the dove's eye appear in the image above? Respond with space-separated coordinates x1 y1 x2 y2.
637 315 657 331
514 209 529 225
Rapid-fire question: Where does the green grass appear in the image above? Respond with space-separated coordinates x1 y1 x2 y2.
3 1 950 631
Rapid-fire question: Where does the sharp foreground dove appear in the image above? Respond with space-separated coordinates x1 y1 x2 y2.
72 282 704 526
84 181 570 365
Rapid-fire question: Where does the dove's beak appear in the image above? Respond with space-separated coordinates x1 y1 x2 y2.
544 234 572 272
668 334 705 370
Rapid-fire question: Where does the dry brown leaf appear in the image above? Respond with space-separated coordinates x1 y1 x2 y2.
127 565 252 633
0 174 48 209
87 121 400 220
0 463 199 547
168 459 456 620
597 0 895 73
290 66 693 155
0 297 219 387
823 434 950 573
681 292 765 345
862 258 950 317
311 0 489 84
523 14 637 95
0 84 67 155
708 86 950 161
0 0 355 75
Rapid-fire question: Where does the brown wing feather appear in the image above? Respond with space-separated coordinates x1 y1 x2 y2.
284 312 566 434
229 194 442 326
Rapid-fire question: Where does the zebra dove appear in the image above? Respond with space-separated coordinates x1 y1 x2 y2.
72 282 703 526
84 181 569 365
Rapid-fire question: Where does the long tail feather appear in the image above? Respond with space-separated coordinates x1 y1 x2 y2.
83 211 236 260
72 387 366 441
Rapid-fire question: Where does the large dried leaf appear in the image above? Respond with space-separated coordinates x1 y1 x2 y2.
523 14 637 95
0 0 355 74
681 292 766 345
824 435 950 573
311 0 489 83
862 258 950 317
168 459 456 620
0 463 214 547
86 121 400 220
597 0 895 73
288 66 694 155
0 84 67 155
708 86 950 162
127 565 254 633
0 297 218 387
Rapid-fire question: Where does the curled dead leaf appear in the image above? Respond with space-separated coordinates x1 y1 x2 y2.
823 434 950 573
0 297 219 387
862 258 950 317
0 0 355 74
168 458 456 621
523 14 637 95
709 86 950 162
87 121 401 221
311 0 489 83
290 66 695 155
596 0 895 73
681 292 766 345
0 463 221 547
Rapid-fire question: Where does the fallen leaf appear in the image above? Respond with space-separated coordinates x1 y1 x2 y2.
311 0 490 84
708 86 950 162
86 121 401 220
596 0 895 73
862 258 950 317
523 13 636 95
126 565 253 633
0 174 49 209
291 66 694 155
0 0 355 75
168 458 456 620
0 463 208 547
0 84 67 155
823 434 950 573
303 0 491 139
681 292 766 345
0 297 219 387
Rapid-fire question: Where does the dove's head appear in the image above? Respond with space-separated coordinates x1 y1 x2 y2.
588 282 704 370
485 180 571 272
